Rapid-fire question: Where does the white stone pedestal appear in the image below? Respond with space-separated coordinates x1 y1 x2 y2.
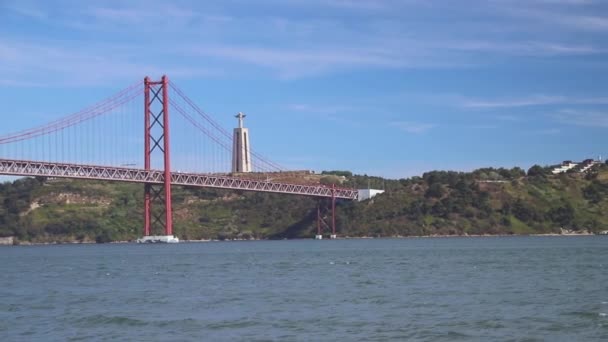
136 235 179 243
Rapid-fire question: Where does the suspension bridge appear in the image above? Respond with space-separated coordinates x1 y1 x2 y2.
0 76 360 242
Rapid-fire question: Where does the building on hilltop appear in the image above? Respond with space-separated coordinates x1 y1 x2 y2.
232 112 252 173
357 189 385 201
552 161 578 174
578 159 597 173
551 158 601 174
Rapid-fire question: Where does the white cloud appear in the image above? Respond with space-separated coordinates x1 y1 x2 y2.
537 10 608 31
552 109 608 127
498 0 595 5
1 0 607 85
287 104 355 114
461 95 608 108
287 103 362 126
0 40 219 87
495 114 524 122
503 3 608 32
445 40 603 56
293 0 388 10
84 4 202 25
533 128 561 134
462 95 567 108
390 121 436 134
3 2 47 19
184 44 410 79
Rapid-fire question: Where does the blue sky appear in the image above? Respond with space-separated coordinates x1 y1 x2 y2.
1 0 607 178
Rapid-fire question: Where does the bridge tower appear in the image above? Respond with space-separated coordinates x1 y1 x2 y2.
315 185 337 240
139 75 178 243
232 112 252 173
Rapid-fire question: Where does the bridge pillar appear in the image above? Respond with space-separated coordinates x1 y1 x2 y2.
315 188 338 240
139 75 177 243
315 205 323 239
330 184 337 239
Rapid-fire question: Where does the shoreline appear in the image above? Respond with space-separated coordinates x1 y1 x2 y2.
3 232 601 246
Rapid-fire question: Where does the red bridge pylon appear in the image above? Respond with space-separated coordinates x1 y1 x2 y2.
141 75 176 242
316 185 337 240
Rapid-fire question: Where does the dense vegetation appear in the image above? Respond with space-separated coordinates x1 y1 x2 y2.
1 163 608 243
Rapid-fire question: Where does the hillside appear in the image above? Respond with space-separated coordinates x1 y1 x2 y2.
1 163 608 243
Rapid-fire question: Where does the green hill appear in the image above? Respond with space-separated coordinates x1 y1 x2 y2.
1 163 608 243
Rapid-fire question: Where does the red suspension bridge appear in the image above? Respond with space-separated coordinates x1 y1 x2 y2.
0 76 358 241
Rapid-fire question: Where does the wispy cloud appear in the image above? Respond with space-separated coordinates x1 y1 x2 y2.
461 95 608 108
288 104 356 115
1 0 607 85
280 0 393 10
564 15 608 31
445 40 604 56
532 128 562 135
4 2 47 19
0 39 219 87
86 5 199 23
552 109 608 127
287 103 362 126
500 1 608 32
495 114 525 122
529 10 608 31
184 44 412 79
462 95 567 108
500 0 595 6
391 121 436 134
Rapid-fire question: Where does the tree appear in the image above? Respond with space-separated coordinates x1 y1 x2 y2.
423 171 456 186
513 199 536 222
583 181 603 204
320 175 342 185
510 167 526 179
527 165 545 177
546 203 575 228
425 183 445 198
95 230 112 243
398 178 409 187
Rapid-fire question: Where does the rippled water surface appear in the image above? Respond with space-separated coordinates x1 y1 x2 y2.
1 236 608 341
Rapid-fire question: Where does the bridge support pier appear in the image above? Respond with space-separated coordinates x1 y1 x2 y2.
315 185 338 240
140 75 177 243
331 184 336 239
316 205 323 239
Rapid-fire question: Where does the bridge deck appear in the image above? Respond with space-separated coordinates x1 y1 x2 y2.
0 159 358 200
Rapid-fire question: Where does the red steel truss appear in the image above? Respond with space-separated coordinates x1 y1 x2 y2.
0 159 359 200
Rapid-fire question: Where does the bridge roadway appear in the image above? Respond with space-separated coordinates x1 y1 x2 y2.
0 159 359 200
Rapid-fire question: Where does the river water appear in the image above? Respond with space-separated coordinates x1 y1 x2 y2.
1 236 607 341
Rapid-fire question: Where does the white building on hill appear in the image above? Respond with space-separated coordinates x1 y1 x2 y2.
552 161 577 174
357 189 385 201
551 159 600 174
